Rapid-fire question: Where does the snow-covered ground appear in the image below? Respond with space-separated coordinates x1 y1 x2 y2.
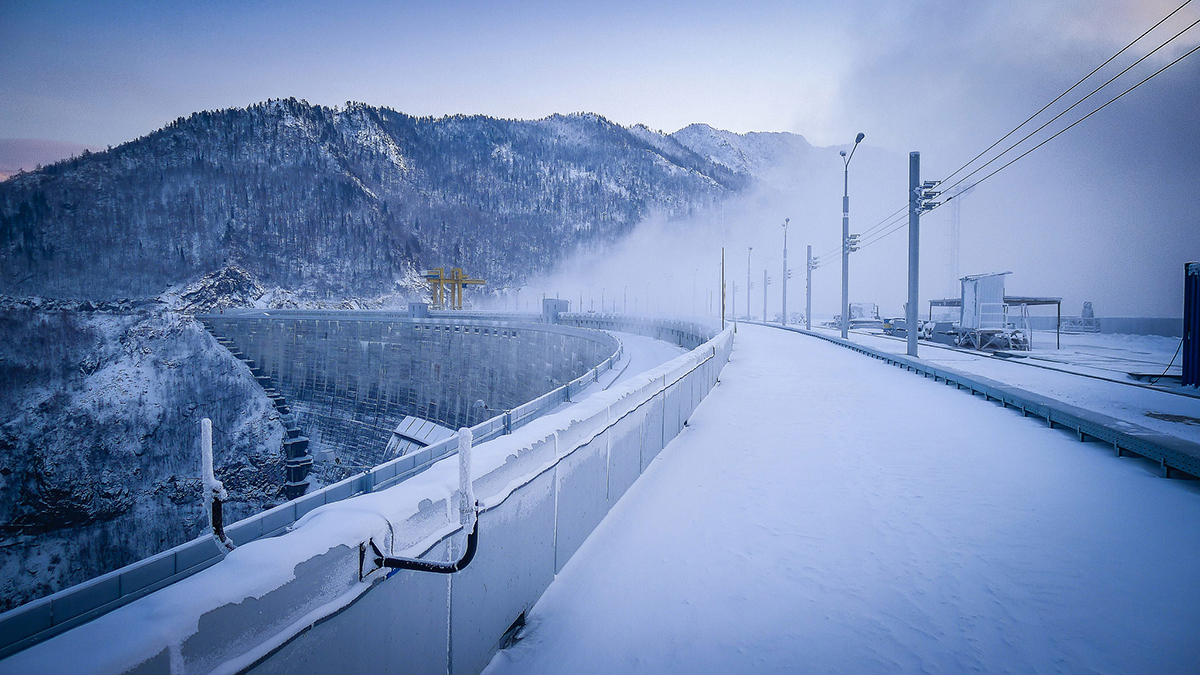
1024 330 1181 375
600 330 689 387
814 327 1200 445
484 323 1200 674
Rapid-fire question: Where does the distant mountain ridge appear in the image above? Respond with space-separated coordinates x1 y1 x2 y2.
0 139 98 181
0 100 812 301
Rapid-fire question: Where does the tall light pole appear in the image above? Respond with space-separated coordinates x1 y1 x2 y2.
763 268 769 323
781 218 789 325
746 247 753 320
840 132 865 339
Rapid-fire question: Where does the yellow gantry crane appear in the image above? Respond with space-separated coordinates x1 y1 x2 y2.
425 268 486 310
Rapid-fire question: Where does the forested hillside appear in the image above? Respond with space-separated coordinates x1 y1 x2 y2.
0 100 759 300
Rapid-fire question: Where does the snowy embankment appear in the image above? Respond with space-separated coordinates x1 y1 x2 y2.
485 323 1200 675
823 327 1200 444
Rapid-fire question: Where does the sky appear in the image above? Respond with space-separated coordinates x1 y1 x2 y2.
1 0 1197 317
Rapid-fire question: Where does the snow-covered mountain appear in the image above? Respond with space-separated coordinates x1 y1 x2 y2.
0 100 790 302
671 123 816 178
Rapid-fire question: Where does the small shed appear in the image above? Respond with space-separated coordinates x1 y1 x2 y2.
929 272 1063 349
960 272 1009 330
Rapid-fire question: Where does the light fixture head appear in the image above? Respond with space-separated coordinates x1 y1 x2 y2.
839 150 847 157
855 132 865 144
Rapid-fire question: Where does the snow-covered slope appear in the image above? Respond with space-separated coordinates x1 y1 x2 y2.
671 123 815 177
0 101 748 302
0 302 284 611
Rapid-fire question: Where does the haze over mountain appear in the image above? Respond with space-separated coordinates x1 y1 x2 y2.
0 139 97 181
0 99 817 302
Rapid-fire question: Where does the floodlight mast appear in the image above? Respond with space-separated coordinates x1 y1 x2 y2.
841 132 864 339
781 218 789 325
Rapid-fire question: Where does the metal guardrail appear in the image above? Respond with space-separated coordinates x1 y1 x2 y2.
0 314 630 659
560 313 719 351
760 322 1200 478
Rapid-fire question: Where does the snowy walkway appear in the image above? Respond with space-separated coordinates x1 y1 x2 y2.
484 323 1200 675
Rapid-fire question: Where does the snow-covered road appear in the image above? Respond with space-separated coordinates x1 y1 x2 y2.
484 323 1200 674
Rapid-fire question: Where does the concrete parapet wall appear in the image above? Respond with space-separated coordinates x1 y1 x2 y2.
0 319 733 675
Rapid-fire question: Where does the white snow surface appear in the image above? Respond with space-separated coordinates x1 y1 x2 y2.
824 328 1200 444
484 323 1200 675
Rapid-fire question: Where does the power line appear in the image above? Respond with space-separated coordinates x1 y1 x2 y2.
847 29 1200 257
855 204 909 240
818 2 1200 265
940 13 1200 196
855 212 912 252
945 40 1200 199
938 0 1194 187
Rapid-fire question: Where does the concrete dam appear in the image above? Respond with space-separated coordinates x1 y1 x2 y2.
203 312 620 486
0 311 730 674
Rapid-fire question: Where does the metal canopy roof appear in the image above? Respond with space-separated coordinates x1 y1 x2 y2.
930 296 1061 307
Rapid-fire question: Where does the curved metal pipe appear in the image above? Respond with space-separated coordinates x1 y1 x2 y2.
370 512 479 574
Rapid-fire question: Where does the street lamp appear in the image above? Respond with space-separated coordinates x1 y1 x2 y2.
840 132 865 339
781 218 789 326
746 247 753 321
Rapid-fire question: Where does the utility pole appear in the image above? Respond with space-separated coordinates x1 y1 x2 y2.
781 218 789 325
840 133 865 339
908 151 941 357
806 245 814 331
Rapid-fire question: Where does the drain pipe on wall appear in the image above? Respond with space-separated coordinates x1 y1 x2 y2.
200 418 234 551
369 427 480 574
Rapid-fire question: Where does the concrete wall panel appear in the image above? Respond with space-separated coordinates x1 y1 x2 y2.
553 432 610 573
606 408 644 507
250 541 452 675
449 471 555 675
641 393 665 471
663 382 682 439
183 544 361 675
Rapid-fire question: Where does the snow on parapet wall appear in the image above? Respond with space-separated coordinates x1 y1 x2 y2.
0 321 733 675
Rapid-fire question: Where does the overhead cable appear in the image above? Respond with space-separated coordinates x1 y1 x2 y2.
938 0 1194 186
940 13 1200 196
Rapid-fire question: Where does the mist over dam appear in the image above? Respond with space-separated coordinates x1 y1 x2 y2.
203 311 621 484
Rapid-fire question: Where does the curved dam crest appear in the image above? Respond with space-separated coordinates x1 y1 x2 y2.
203 313 621 485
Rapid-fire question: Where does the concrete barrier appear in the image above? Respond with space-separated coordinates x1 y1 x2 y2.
0 319 733 675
